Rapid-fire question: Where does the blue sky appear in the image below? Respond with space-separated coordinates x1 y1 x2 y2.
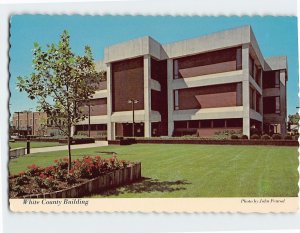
9 15 298 116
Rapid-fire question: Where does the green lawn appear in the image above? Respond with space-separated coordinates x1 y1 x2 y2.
9 141 64 149
9 144 299 197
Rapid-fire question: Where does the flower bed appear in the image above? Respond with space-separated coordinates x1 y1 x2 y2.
9 156 141 198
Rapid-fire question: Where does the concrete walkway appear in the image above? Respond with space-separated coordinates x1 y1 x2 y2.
29 141 108 154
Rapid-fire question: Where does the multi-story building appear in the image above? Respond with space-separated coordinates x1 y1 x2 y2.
11 111 62 137
75 25 288 139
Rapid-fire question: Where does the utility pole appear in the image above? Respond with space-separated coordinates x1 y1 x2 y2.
128 99 139 137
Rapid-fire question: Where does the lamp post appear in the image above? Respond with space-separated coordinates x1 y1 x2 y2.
128 99 139 137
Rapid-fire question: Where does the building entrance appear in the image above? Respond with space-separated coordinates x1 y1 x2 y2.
122 123 144 137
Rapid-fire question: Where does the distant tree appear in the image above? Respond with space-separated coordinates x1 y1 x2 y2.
288 112 300 125
17 30 103 171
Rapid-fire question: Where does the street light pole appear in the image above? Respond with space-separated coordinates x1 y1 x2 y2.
128 99 139 137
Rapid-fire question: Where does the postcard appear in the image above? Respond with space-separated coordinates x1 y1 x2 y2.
8 14 299 212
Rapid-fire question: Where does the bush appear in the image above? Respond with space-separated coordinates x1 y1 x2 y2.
250 134 260 139
12 185 26 196
250 128 261 136
230 135 239 139
272 134 282 140
15 175 29 186
284 135 293 140
34 176 45 188
241 135 248 140
261 134 271 140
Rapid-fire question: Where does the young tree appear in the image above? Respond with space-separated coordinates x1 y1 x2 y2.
17 30 103 171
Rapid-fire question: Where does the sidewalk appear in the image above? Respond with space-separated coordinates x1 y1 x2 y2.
29 141 108 154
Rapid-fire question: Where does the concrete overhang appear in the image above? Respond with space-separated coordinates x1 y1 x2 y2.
104 36 166 63
173 106 244 121
162 25 252 59
92 90 108 99
264 56 288 71
172 70 243 90
110 110 161 123
77 115 108 125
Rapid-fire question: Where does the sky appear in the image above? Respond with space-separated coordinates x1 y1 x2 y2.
9 15 298 116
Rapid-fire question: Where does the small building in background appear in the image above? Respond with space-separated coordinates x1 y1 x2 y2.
11 111 62 137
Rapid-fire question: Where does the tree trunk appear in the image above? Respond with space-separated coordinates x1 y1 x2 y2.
68 135 72 171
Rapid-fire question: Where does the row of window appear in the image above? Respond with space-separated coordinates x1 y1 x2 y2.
249 56 262 86
263 96 280 114
174 119 243 129
263 70 280 89
173 47 242 79
249 87 262 113
14 119 37 126
76 124 107 131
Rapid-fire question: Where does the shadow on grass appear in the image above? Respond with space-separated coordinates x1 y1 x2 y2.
97 177 191 197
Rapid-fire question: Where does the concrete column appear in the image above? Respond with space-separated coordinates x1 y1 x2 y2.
280 69 287 135
144 55 151 137
253 89 256 112
71 125 75 137
242 44 250 137
106 63 115 140
167 59 174 136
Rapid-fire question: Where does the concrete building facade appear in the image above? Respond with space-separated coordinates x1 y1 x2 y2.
75 25 288 139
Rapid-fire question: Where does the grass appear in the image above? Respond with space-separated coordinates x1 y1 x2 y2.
8 144 299 197
9 141 64 149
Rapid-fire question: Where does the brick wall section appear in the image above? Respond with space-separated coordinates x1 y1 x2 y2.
112 57 144 112
80 98 107 116
176 47 241 78
179 60 237 78
178 83 238 109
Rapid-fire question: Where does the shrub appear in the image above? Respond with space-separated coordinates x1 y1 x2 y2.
250 128 261 136
241 135 248 140
44 176 57 190
12 185 26 196
34 176 45 188
15 175 30 186
54 158 68 170
66 173 77 185
250 134 260 139
230 135 239 139
284 135 293 140
272 134 282 140
26 164 43 177
261 134 271 140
